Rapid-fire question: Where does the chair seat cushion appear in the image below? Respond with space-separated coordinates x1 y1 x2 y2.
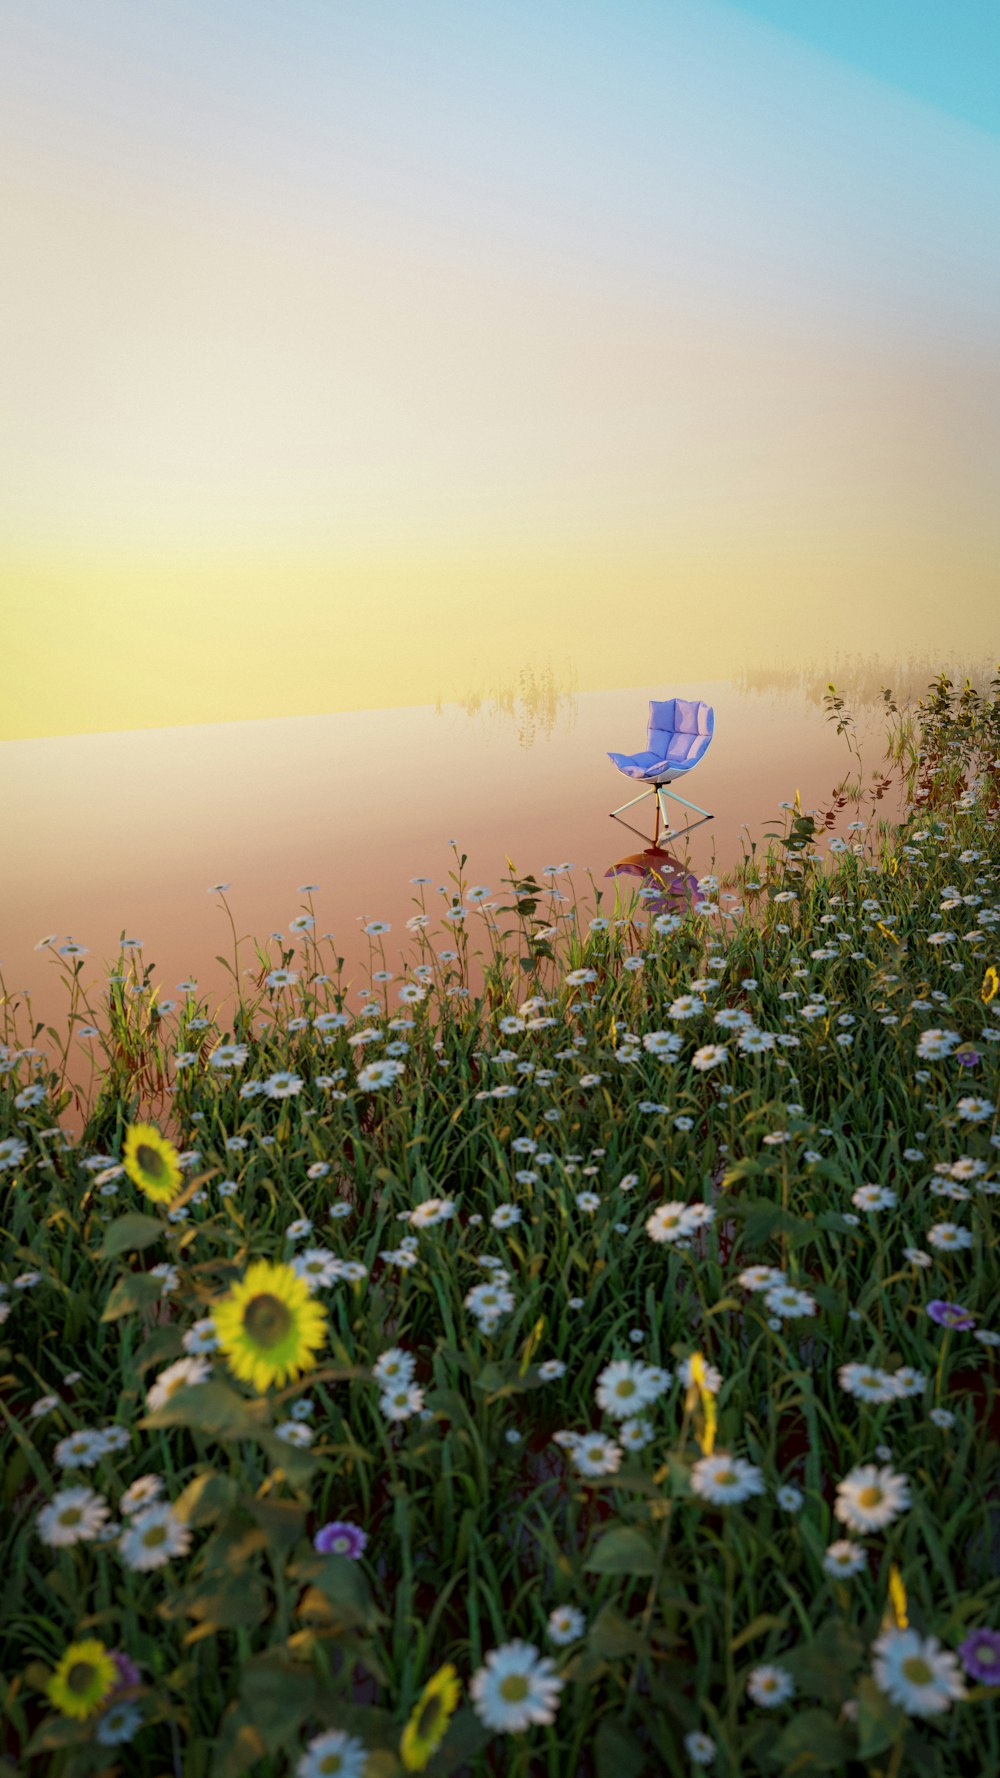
607 750 694 781
609 698 714 781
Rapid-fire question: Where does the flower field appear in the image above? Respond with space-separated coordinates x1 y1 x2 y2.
2 673 1000 1777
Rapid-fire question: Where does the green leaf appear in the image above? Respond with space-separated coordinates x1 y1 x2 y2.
770 1708 851 1772
101 1270 166 1320
291 1552 385 1633
210 1703 267 1778
96 1212 165 1258
173 1470 238 1528
240 1653 315 1751
134 1324 185 1372
245 1494 306 1560
141 1381 263 1439
25 1716 91 1755
255 1430 321 1486
426 1705 492 1776
594 1713 646 1778
176 1571 269 1632
588 1603 652 1660
782 1617 863 1703
585 1524 658 1577
856 1675 907 1759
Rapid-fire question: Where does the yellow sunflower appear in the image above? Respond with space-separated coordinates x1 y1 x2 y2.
212 1259 327 1392
400 1663 461 1771
47 1639 117 1721
982 965 999 1007
122 1122 183 1205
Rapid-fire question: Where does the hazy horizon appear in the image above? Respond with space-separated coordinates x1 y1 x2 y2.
3 0 998 739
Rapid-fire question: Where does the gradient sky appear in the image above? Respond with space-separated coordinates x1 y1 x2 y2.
3 0 998 738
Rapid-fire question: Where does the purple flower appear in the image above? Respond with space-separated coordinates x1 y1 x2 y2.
111 1651 142 1692
957 1050 981 1069
959 1628 1000 1684
927 1300 977 1330
314 1519 368 1559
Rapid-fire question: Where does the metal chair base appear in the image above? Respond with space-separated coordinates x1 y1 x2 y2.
610 782 714 849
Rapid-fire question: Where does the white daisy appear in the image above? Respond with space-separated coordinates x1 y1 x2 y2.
738 1266 787 1292
872 1627 966 1717
470 1640 564 1732
491 1204 522 1229
296 1728 370 1778
892 1367 928 1399
357 1059 405 1091
53 1430 107 1469
619 1417 656 1450
146 1356 212 1414
838 1364 898 1404
746 1665 795 1707
409 1198 456 1227
764 1285 817 1320
570 1434 623 1477
183 1317 221 1354
834 1464 911 1534
292 1248 344 1289
379 1384 424 1422
645 1202 693 1244
119 1474 164 1516
95 1701 143 1746
372 1348 416 1387
678 1356 722 1395
684 1729 717 1766
823 1540 868 1577
927 1223 973 1251
118 1504 192 1571
852 1185 897 1211
595 1360 665 1419
690 1453 764 1505
36 1486 110 1547
547 1604 586 1646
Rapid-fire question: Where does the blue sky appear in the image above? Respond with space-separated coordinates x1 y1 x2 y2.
728 0 1000 136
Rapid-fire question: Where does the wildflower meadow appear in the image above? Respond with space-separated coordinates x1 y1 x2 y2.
2 672 1000 1777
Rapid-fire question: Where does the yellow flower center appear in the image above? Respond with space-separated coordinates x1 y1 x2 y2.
142 1524 168 1548
136 1144 166 1180
60 1507 82 1526
857 1487 883 1508
902 1657 933 1686
715 1469 736 1486
67 1661 96 1695
244 1293 293 1347
318 1757 344 1775
615 1379 637 1396
499 1675 530 1703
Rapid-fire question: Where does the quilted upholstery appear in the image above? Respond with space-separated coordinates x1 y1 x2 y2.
608 698 714 782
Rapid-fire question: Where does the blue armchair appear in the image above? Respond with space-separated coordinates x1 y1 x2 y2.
608 697 715 846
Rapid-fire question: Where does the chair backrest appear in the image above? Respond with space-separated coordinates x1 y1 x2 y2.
647 698 714 766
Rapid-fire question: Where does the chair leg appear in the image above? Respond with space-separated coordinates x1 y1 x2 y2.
658 786 712 820
611 782 714 847
609 787 659 818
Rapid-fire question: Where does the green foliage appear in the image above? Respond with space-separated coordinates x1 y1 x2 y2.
2 682 1000 1773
